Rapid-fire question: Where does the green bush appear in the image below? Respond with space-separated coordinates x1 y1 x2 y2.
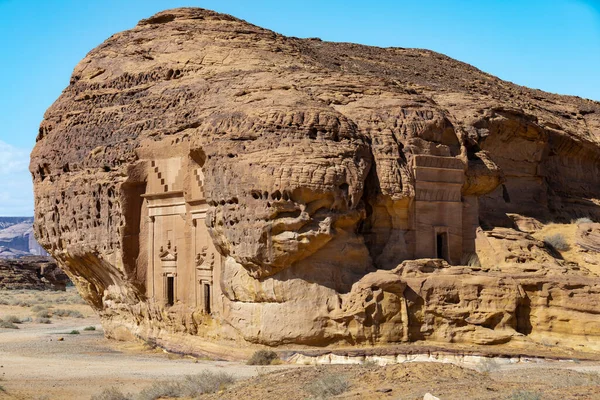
69 330 80 335
84 326 96 331
247 350 279 365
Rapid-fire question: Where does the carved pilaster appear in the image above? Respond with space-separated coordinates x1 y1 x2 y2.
147 215 155 298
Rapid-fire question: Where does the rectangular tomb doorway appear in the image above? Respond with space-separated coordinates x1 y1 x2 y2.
203 283 211 314
436 232 449 262
166 276 175 306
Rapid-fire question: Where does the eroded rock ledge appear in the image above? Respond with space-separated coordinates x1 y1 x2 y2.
31 8 600 356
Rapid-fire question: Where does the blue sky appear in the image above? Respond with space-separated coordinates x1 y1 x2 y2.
0 0 599 216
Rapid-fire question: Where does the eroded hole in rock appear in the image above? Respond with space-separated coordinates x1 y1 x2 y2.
502 184 511 203
276 210 302 219
38 164 50 181
339 182 349 197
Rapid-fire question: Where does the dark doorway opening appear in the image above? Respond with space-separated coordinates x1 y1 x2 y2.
166 276 174 306
204 283 211 314
436 232 449 262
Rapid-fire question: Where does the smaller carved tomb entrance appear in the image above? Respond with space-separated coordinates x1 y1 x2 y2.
159 239 178 306
436 230 449 261
413 155 465 264
143 153 222 314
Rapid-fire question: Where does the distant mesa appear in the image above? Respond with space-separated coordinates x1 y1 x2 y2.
30 8 600 359
0 217 48 259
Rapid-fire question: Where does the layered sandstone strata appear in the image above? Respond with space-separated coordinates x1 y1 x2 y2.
31 8 600 354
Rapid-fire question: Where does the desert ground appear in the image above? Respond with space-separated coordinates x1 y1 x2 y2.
1 288 600 400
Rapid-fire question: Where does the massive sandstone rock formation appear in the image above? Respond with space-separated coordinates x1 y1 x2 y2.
30 8 600 355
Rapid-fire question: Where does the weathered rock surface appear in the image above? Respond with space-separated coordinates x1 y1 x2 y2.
577 222 600 253
0 256 70 291
30 8 600 356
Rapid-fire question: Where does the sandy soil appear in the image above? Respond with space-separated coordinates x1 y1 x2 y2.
2 288 600 399
204 362 600 400
0 289 291 399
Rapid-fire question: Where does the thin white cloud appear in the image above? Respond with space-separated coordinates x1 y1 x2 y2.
0 140 29 175
0 140 33 216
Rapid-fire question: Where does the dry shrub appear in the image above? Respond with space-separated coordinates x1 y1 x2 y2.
508 390 542 400
247 350 279 365
137 382 182 400
306 373 349 399
4 315 21 323
53 309 84 318
574 217 593 224
544 233 569 251
35 310 51 318
35 317 51 324
180 371 235 395
91 387 133 400
137 371 235 400
0 321 19 329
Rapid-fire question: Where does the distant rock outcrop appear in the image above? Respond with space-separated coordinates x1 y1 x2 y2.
0 256 70 291
30 8 600 357
0 217 49 258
